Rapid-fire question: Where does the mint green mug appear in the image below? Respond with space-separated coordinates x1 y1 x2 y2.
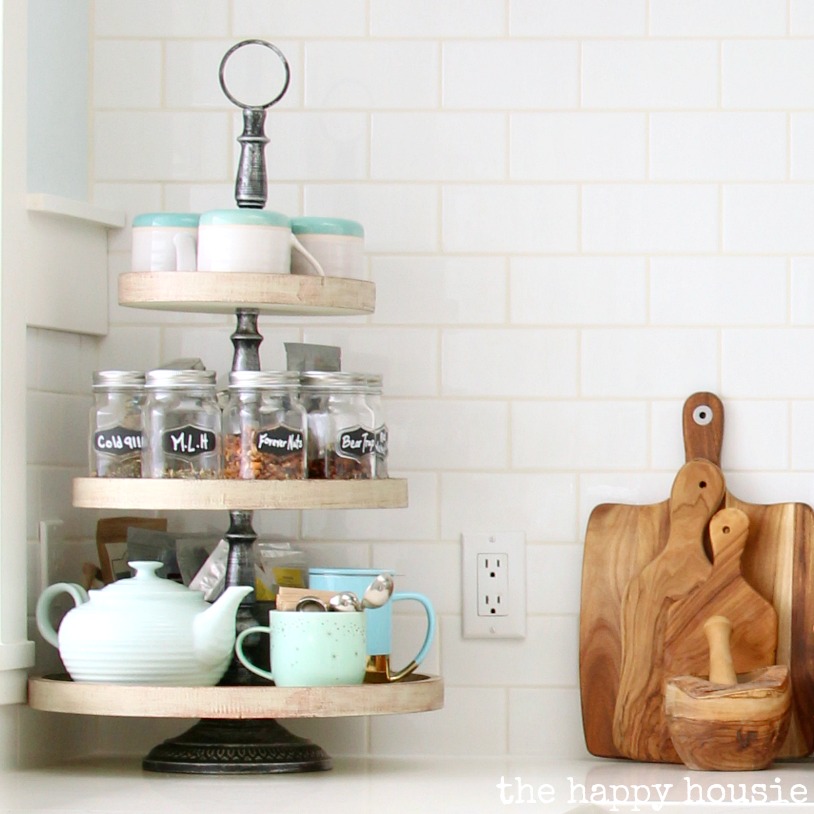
235 610 366 687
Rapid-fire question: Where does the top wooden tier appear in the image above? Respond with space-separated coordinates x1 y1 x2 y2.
119 271 375 316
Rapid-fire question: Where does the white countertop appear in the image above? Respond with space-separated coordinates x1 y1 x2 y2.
3 755 814 813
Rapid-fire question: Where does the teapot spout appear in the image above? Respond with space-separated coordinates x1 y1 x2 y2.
193 585 253 668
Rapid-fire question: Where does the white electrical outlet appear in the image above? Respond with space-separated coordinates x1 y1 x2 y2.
462 532 526 638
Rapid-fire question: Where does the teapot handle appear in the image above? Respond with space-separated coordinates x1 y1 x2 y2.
36 583 89 648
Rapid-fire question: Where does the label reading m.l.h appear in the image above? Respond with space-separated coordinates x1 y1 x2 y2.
162 425 217 456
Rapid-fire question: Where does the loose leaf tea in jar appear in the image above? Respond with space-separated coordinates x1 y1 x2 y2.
142 369 221 479
300 371 375 479
223 370 306 480
89 370 145 478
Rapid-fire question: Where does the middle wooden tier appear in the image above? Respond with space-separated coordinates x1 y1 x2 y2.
73 477 408 512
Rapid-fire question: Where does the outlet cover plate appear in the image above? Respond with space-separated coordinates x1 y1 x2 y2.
462 531 526 639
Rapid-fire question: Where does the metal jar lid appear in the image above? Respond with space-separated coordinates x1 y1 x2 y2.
228 370 301 390
299 371 369 392
92 370 145 390
145 369 217 389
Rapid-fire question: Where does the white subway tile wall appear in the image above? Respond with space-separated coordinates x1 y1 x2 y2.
23 1 814 764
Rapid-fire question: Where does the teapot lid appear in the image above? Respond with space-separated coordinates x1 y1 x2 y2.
93 561 200 600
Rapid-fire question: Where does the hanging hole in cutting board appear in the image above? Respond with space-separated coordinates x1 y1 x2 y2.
693 404 714 426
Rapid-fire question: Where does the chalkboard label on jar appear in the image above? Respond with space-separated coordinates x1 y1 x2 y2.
374 425 388 458
256 425 305 457
161 425 217 457
94 427 143 456
336 426 376 461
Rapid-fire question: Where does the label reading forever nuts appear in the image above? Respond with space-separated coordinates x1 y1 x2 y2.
256 426 305 457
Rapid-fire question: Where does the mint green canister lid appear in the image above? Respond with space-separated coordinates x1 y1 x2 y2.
199 209 291 227
291 216 364 238
133 212 199 228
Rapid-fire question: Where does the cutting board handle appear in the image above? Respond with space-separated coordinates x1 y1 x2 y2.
683 392 723 466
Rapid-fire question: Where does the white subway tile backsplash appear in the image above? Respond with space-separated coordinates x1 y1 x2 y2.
93 41 162 109
233 0 367 38
724 185 814 252
511 113 646 181
265 113 369 181
94 0 228 37
724 329 814 397
510 0 646 37
650 0 787 36
792 258 814 324
302 327 439 397
512 401 649 471
510 257 647 325
443 185 579 253
305 42 439 109
304 184 439 253
791 401 814 469
582 41 718 109
650 257 787 325
371 256 507 325
582 185 719 253
791 0 814 33
442 41 580 110
371 0 506 37
581 329 719 398
372 113 506 181
790 113 814 179
94 112 231 182
509 689 587 758
723 41 814 109
527 544 583 616
442 329 578 397
650 113 787 182
164 40 302 111
388 400 509 471
441 473 578 543
440 615 578 686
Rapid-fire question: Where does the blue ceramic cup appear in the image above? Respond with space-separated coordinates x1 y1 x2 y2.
308 567 436 682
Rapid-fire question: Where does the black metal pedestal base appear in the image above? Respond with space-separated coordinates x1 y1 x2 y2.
142 718 332 774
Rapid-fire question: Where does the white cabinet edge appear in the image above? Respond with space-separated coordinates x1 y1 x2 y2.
27 193 125 229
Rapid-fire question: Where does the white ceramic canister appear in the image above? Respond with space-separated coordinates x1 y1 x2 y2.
131 212 199 271
290 217 364 278
197 209 323 275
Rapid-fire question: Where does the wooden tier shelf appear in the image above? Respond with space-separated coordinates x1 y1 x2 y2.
119 271 375 316
28 674 443 720
73 477 408 511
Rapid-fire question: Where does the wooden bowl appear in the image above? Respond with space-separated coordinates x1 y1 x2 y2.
665 665 792 771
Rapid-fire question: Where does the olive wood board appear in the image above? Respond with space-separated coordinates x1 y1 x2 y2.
119 271 375 316
73 477 408 512
579 391 814 761
27 674 443 719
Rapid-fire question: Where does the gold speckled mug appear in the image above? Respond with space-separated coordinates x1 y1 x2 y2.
234 610 366 687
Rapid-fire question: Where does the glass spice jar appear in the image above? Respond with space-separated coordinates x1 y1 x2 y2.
300 372 375 479
142 369 221 479
89 370 145 478
222 370 306 480
365 374 389 479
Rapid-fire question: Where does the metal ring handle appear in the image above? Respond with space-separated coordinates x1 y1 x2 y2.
218 39 291 110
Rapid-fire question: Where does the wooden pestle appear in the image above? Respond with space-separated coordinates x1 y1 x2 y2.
704 615 737 685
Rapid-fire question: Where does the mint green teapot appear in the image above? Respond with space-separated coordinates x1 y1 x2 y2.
36 561 252 685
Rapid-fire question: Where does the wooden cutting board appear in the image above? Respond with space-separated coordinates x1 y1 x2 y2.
579 391 814 760
663 506 777 681
612 459 725 762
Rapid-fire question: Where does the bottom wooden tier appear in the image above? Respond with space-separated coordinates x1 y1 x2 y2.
28 673 443 720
